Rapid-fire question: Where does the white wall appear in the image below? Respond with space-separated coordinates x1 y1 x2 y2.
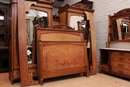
93 0 130 63
62 0 81 6
53 0 83 15
53 8 58 15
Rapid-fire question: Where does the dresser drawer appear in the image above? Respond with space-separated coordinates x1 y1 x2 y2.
111 67 130 76
110 52 130 63
111 62 130 70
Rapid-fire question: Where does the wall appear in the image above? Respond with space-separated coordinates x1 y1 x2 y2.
62 0 81 6
93 0 130 63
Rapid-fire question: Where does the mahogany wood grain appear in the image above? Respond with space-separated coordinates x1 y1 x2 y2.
9 1 18 83
18 0 29 86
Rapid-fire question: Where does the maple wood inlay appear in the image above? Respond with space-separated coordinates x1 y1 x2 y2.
43 44 85 70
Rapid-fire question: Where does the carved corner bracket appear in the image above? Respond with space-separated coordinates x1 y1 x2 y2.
25 1 36 13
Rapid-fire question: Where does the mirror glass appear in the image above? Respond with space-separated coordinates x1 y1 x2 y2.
112 17 130 40
26 9 48 64
26 9 48 46
70 16 86 30
0 9 5 47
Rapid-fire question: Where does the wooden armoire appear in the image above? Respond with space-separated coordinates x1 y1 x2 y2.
58 2 97 75
0 2 9 72
9 0 54 86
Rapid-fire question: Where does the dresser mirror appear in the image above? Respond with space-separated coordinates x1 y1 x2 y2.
108 8 130 41
70 16 86 30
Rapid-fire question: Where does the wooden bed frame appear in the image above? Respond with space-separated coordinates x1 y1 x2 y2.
36 25 89 85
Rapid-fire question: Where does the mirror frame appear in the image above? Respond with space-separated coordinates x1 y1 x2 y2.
108 8 130 42
26 1 53 27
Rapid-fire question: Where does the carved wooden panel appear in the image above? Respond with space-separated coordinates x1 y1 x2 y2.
42 43 85 70
36 27 88 85
38 41 88 83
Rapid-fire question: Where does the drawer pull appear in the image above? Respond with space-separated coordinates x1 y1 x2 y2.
119 57 123 61
119 52 123 55
118 64 123 67
119 70 123 74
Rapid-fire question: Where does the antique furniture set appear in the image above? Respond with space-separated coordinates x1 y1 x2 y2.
1 0 129 86
99 8 130 79
7 0 97 86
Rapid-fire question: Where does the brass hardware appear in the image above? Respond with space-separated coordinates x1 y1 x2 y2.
119 70 123 74
119 57 123 61
119 52 123 55
118 64 123 67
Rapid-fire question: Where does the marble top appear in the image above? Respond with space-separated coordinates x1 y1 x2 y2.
99 48 130 51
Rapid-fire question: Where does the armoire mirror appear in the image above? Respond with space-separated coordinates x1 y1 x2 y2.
25 1 53 65
108 8 130 41
70 16 86 30
9 0 54 86
26 9 48 46
26 9 48 64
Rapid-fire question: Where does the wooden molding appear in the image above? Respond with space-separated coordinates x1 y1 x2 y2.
25 1 36 13
114 8 130 17
18 0 38 86
84 11 97 75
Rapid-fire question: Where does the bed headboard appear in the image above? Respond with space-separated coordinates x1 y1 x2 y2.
36 25 84 41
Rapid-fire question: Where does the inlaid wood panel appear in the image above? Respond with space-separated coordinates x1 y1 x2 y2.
40 33 82 41
42 43 85 70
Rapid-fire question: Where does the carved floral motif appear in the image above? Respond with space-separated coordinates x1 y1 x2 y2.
71 3 91 10
52 24 74 30
43 44 85 70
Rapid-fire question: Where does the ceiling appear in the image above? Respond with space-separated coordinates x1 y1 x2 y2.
0 0 64 8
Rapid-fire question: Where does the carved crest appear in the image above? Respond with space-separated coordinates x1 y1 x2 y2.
52 25 74 30
113 8 130 16
71 3 93 11
25 1 36 13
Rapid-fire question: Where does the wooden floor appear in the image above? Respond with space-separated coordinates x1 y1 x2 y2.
0 73 130 87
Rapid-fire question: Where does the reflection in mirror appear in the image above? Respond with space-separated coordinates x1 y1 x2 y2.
0 9 5 47
0 16 4 20
26 9 48 46
26 9 48 64
113 17 130 40
122 23 129 39
70 16 85 30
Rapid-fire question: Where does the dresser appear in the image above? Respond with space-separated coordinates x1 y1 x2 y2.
99 48 130 79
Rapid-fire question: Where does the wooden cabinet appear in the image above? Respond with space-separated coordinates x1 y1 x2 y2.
58 3 97 75
9 0 54 86
0 2 9 72
99 48 130 79
58 3 94 30
0 47 9 72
